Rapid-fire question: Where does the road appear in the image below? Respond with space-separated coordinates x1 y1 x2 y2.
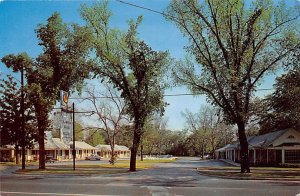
1 157 300 196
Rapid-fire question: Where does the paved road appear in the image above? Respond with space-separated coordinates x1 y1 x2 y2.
1 157 300 196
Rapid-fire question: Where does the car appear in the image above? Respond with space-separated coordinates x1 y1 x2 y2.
85 154 101 161
45 155 55 163
203 154 212 159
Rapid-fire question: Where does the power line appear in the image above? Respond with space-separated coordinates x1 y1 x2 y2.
115 0 167 17
68 88 274 100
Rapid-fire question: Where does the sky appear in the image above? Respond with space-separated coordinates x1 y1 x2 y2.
0 0 295 130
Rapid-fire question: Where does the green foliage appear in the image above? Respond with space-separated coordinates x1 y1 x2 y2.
80 1 171 171
74 122 84 141
141 118 171 155
0 75 37 147
2 12 93 169
85 129 105 146
165 0 299 124
259 68 300 134
80 2 169 122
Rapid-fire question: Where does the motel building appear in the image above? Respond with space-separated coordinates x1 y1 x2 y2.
215 128 300 166
95 144 131 159
0 138 132 162
0 138 96 162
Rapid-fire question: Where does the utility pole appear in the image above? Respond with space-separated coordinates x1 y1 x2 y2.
72 102 75 171
20 64 26 170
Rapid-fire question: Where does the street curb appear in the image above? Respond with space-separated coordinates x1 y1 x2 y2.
196 169 300 182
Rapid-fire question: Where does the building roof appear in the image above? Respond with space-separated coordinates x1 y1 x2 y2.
52 138 70 149
247 129 287 148
215 144 238 152
70 141 96 150
33 138 95 150
33 138 69 150
95 144 130 152
216 128 299 151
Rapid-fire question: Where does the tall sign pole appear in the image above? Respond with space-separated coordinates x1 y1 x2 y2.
60 90 75 170
72 102 75 171
21 64 25 170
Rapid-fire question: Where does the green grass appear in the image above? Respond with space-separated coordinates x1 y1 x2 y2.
16 168 129 175
0 162 39 166
11 159 176 175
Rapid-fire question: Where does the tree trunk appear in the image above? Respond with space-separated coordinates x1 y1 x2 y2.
140 142 143 161
21 145 26 170
38 125 45 170
111 146 115 165
237 121 250 173
15 145 19 164
130 131 141 172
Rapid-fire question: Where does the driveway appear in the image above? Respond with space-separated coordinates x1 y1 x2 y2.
1 157 300 196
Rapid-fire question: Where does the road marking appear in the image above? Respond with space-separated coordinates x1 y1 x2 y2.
296 193 300 196
145 186 172 196
0 191 118 196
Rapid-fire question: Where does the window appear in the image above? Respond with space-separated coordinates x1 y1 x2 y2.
287 135 295 139
285 150 300 163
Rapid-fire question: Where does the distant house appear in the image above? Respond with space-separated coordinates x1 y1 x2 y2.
69 141 96 159
95 144 130 158
0 145 15 162
215 128 300 165
1 138 96 162
30 138 70 161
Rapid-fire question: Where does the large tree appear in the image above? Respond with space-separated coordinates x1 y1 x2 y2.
80 2 170 171
2 13 93 169
0 75 37 164
165 0 299 172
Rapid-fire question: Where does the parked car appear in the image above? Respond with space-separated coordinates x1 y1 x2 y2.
85 154 101 161
45 155 55 163
203 154 212 159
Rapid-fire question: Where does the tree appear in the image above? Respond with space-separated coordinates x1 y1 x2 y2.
85 128 105 147
115 125 134 149
74 122 84 141
0 75 37 164
183 106 233 158
2 13 93 169
80 1 170 171
165 0 299 173
165 130 189 156
84 83 128 164
259 68 300 134
141 117 169 158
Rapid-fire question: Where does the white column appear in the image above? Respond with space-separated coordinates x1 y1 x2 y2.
233 150 236 162
281 149 285 164
27 149 30 161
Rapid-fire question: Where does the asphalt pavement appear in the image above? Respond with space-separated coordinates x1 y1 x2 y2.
1 157 300 196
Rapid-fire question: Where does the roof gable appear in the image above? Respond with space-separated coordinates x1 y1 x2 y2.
272 129 300 147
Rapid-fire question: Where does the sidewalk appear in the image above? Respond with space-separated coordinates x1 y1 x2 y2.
219 159 240 167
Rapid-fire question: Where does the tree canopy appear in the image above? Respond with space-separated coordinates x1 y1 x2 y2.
2 12 93 169
165 0 299 172
80 1 170 171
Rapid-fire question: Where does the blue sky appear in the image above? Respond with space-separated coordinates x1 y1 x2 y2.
0 0 293 130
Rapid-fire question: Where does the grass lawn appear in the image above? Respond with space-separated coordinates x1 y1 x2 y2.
197 166 300 180
9 159 176 175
